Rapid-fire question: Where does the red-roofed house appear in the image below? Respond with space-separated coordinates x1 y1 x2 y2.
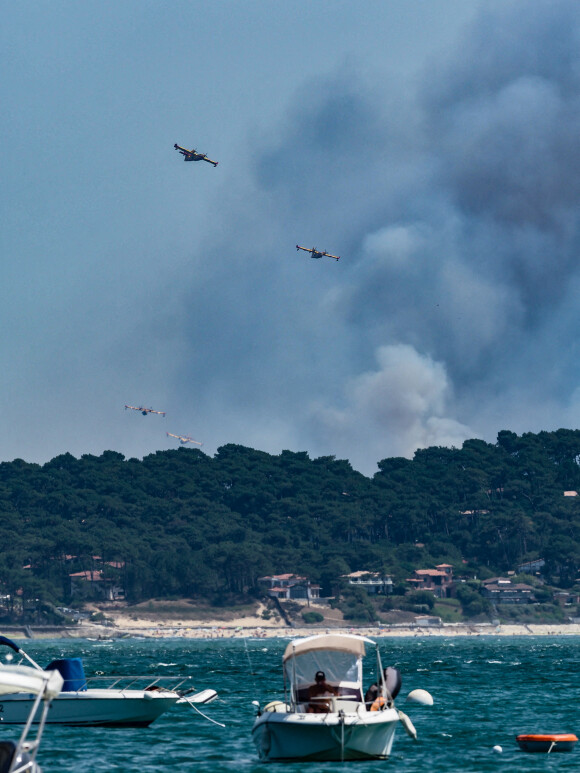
407 565 454 598
69 570 125 601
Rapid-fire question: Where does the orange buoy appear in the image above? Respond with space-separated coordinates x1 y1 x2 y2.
516 733 578 753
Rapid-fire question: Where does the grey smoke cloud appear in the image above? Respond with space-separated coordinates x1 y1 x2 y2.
4 1 579 477
173 0 580 474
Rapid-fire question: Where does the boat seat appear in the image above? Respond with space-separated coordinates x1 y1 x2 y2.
337 686 363 702
296 685 362 703
0 741 17 773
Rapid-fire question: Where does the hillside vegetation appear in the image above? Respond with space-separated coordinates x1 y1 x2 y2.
1 429 580 618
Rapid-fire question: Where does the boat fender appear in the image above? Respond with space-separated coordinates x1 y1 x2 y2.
397 709 418 741
370 697 387 712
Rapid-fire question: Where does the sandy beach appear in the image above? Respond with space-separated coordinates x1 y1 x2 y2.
6 619 580 640
99 618 580 639
15 612 578 641
5 599 580 640
92 600 580 639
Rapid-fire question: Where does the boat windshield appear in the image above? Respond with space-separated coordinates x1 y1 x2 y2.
284 649 362 692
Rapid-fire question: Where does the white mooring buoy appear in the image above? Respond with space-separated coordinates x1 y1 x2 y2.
406 689 434 706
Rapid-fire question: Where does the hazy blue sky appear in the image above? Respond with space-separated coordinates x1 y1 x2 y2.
3 0 580 475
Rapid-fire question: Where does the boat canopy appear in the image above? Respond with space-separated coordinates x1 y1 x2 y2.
283 634 377 694
282 634 376 663
0 665 63 700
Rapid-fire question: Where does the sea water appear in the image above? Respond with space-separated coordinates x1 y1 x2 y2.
1 636 578 772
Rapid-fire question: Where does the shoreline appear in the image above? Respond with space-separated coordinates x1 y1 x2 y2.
4 620 580 640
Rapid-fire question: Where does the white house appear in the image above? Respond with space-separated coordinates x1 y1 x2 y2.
343 571 393 595
259 574 320 601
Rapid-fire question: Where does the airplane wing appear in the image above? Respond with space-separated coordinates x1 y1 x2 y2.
174 144 193 158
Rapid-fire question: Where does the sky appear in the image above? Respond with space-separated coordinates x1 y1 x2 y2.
3 0 580 476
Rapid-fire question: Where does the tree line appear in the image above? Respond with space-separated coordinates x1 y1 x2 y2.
1 428 579 615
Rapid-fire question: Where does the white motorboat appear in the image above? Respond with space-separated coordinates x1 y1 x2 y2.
0 636 217 728
251 633 417 762
0 663 63 773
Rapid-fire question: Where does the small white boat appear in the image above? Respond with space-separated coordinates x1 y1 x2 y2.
0 663 63 772
251 633 416 762
0 636 217 728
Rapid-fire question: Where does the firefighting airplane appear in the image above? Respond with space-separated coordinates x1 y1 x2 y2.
296 244 340 261
174 143 218 167
167 432 203 446
124 405 166 417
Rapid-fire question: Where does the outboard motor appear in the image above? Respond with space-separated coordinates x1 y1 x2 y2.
45 658 87 692
385 667 402 701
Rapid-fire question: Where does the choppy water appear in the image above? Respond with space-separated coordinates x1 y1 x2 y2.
1 636 579 772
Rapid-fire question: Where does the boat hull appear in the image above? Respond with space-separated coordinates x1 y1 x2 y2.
252 708 399 761
0 690 179 727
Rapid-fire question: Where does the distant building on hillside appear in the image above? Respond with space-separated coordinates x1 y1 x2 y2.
480 578 534 604
407 564 454 598
517 558 545 574
343 571 393 595
258 574 320 601
414 615 443 627
69 570 125 601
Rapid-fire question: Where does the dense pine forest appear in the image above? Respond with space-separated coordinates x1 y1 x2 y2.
1 428 580 619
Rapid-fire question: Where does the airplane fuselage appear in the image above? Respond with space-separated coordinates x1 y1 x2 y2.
296 244 340 261
174 144 218 166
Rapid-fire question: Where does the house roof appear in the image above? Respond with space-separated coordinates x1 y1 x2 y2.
344 570 383 579
414 569 447 577
484 583 534 592
260 573 306 582
69 570 103 581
